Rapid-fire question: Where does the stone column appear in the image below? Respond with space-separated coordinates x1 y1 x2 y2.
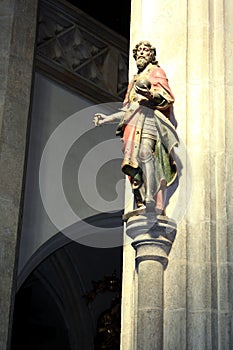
121 0 233 349
0 1 38 348
125 213 176 350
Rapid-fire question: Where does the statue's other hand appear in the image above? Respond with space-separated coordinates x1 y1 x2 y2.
93 113 106 126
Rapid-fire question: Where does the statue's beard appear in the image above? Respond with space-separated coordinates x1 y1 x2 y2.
136 57 150 71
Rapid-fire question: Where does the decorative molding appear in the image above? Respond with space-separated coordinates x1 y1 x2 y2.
36 0 129 103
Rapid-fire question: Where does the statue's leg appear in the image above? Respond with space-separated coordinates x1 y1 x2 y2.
138 138 156 208
155 179 167 214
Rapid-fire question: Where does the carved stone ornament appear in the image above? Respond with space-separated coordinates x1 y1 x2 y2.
36 0 129 103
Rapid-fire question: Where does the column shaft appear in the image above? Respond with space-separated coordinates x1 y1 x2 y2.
137 259 163 350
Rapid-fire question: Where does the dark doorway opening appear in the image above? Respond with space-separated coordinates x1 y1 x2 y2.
11 242 123 349
11 274 71 350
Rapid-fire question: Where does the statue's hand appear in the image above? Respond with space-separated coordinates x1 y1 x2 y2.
135 86 163 105
152 92 164 104
134 85 152 99
134 79 152 100
93 113 106 126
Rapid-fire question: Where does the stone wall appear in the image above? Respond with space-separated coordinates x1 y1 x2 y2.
0 0 38 348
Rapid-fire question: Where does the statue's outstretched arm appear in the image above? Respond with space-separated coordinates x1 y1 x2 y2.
93 110 125 126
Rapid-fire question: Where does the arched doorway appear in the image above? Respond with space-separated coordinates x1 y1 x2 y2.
12 235 122 349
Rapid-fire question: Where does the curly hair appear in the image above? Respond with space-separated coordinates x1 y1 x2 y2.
132 41 158 65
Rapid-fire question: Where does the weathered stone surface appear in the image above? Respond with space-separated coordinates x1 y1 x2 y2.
137 309 163 350
136 259 164 350
0 1 38 348
187 312 213 350
164 310 187 350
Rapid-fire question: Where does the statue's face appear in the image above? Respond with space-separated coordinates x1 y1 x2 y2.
136 44 152 70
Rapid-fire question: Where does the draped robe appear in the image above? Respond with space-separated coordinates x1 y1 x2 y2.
117 63 179 201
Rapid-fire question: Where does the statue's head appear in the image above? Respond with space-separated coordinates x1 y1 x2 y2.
133 41 158 71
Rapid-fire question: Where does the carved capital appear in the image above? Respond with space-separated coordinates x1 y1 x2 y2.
125 214 177 269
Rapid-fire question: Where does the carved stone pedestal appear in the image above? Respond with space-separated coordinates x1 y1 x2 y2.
125 213 176 350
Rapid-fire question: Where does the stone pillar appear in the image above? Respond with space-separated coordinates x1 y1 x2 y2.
126 213 176 350
121 0 233 349
0 1 38 348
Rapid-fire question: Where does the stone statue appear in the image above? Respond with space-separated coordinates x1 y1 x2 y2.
93 40 179 216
